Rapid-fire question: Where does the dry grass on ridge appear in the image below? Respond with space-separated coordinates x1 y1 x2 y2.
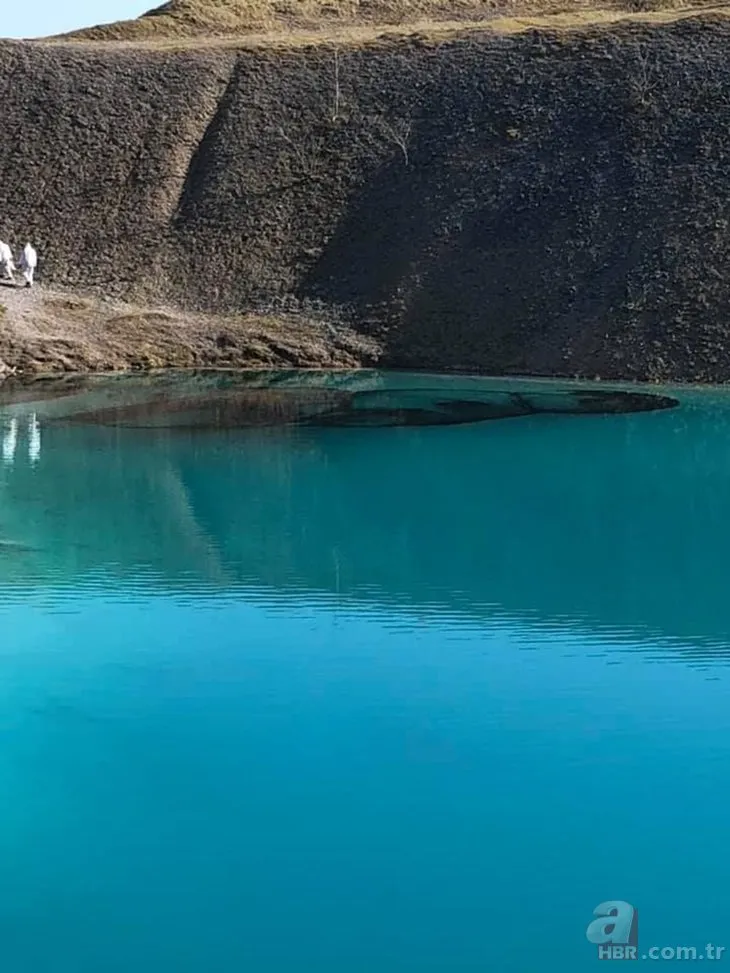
53 0 729 44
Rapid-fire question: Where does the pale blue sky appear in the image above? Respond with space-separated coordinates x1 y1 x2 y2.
4 0 151 39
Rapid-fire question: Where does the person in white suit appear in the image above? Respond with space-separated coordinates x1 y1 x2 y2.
0 240 14 283
19 242 37 288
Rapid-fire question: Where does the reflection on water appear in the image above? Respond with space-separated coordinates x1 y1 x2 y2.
0 370 725 655
1 413 41 466
0 370 729 973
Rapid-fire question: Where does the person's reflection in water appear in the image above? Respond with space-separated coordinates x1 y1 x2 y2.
2 418 18 466
28 413 41 466
1 413 41 467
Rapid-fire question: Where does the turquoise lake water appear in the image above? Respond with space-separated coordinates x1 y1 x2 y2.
1 370 729 971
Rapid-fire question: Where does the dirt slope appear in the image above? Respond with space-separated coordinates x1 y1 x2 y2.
4 10 730 380
0 285 379 374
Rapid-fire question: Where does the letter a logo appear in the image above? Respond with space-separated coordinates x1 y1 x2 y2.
587 901 638 946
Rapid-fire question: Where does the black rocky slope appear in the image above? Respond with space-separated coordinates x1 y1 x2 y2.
2 21 730 380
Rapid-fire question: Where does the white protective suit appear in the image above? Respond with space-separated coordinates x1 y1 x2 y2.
19 243 37 287
0 240 14 282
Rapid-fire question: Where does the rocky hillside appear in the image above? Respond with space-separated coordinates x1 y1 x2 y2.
3 7 730 380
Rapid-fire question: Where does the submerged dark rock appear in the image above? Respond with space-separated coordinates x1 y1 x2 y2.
47 381 680 429
570 391 679 414
305 388 679 427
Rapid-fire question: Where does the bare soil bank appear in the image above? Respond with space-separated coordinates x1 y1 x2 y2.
0 286 379 376
3 16 730 381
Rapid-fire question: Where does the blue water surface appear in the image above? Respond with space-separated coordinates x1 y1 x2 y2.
0 370 728 971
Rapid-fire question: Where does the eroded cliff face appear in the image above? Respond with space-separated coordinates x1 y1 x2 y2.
2 20 730 380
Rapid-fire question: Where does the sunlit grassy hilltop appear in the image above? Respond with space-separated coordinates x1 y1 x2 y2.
61 0 712 41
